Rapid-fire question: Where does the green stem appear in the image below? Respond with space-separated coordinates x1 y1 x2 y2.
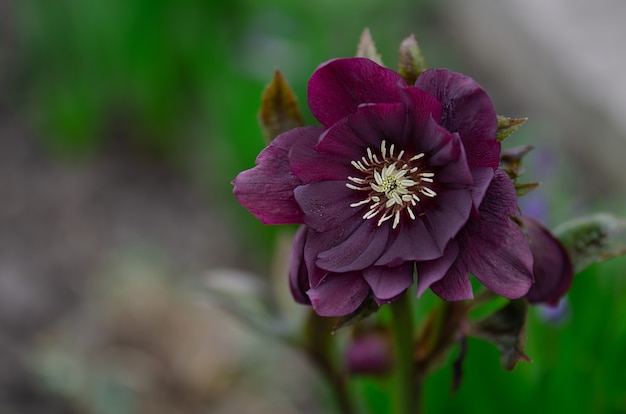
390 291 419 414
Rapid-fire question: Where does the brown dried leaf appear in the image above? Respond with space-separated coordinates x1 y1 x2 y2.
259 69 304 143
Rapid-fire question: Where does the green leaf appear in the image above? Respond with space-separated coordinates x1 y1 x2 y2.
554 213 626 274
496 116 527 142
356 28 384 66
470 299 531 371
259 69 304 143
397 34 427 85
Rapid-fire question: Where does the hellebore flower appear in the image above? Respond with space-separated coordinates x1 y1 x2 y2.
345 331 393 376
233 58 534 316
521 216 573 305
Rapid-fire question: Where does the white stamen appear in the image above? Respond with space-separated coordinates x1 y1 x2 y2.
347 143 437 228
392 211 401 229
350 198 371 207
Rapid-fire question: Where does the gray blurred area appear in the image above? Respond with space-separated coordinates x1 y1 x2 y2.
1 0 625 413
446 0 626 196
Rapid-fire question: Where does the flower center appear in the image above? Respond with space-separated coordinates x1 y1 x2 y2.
346 140 437 229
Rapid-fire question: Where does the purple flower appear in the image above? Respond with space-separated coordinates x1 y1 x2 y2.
233 58 534 316
345 331 392 376
521 216 573 306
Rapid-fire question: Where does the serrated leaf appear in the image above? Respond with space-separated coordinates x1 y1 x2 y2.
356 28 384 66
470 299 531 371
397 34 427 85
496 116 527 142
259 69 304 143
515 181 541 196
554 213 626 274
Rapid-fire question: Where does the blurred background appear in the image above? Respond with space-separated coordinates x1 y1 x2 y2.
2 0 626 413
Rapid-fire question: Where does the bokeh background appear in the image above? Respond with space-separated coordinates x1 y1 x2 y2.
2 0 626 413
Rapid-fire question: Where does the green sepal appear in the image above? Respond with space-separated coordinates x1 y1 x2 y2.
397 34 427 85
356 28 384 66
500 145 533 181
259 69 304 143
469 299 531 371
554 213 626 274
515 181 541 197
496 116 527 142
333 297 380 332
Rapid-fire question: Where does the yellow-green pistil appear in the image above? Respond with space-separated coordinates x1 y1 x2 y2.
346 140 436 229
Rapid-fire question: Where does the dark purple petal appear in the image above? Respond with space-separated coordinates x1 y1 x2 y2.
400 86 443 128
457 170 534 298
417 241 460 296
316 220 390 273
468 167 495 212
521 216 573 305
411 115 453 157
307 272 370 316
289 128 354 183
289 226 311 304
430 255 474 301
233 127 322 224
422 188 473 251
462 139 501 169
315 102 409 157
294 181 361 232
414 69 498 168
304 218 364 288
308 58 407 127
363 263 414 302
431 134 474 186
375 218 442 266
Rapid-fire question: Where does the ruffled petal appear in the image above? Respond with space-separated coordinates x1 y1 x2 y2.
521 216 573 305
416 241 460 296
468 167 494 212
400 86 443 128
315 102 409 157
304 219 363 288
316 220 390 273
233 127 322 224
375 218 442 266
414 69 498 168
422 188 473 251
461 139 501 169
294 181 362 232
307 272 370 316
308 58 407 127
363 263 414 302
289 128 353 183
289 226 311 304
430 133 474 186
458 170 534 298
430 255 474 301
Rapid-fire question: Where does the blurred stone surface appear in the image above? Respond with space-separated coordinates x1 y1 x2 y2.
444 0 626 196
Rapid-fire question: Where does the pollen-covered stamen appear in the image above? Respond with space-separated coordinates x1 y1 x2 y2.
346 140 438 229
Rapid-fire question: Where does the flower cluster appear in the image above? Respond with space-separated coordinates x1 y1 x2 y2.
234 57 568 316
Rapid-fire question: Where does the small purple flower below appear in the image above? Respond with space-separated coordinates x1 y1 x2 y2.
233 58 535 316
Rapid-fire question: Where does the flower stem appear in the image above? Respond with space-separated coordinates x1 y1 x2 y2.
390 291 418 414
